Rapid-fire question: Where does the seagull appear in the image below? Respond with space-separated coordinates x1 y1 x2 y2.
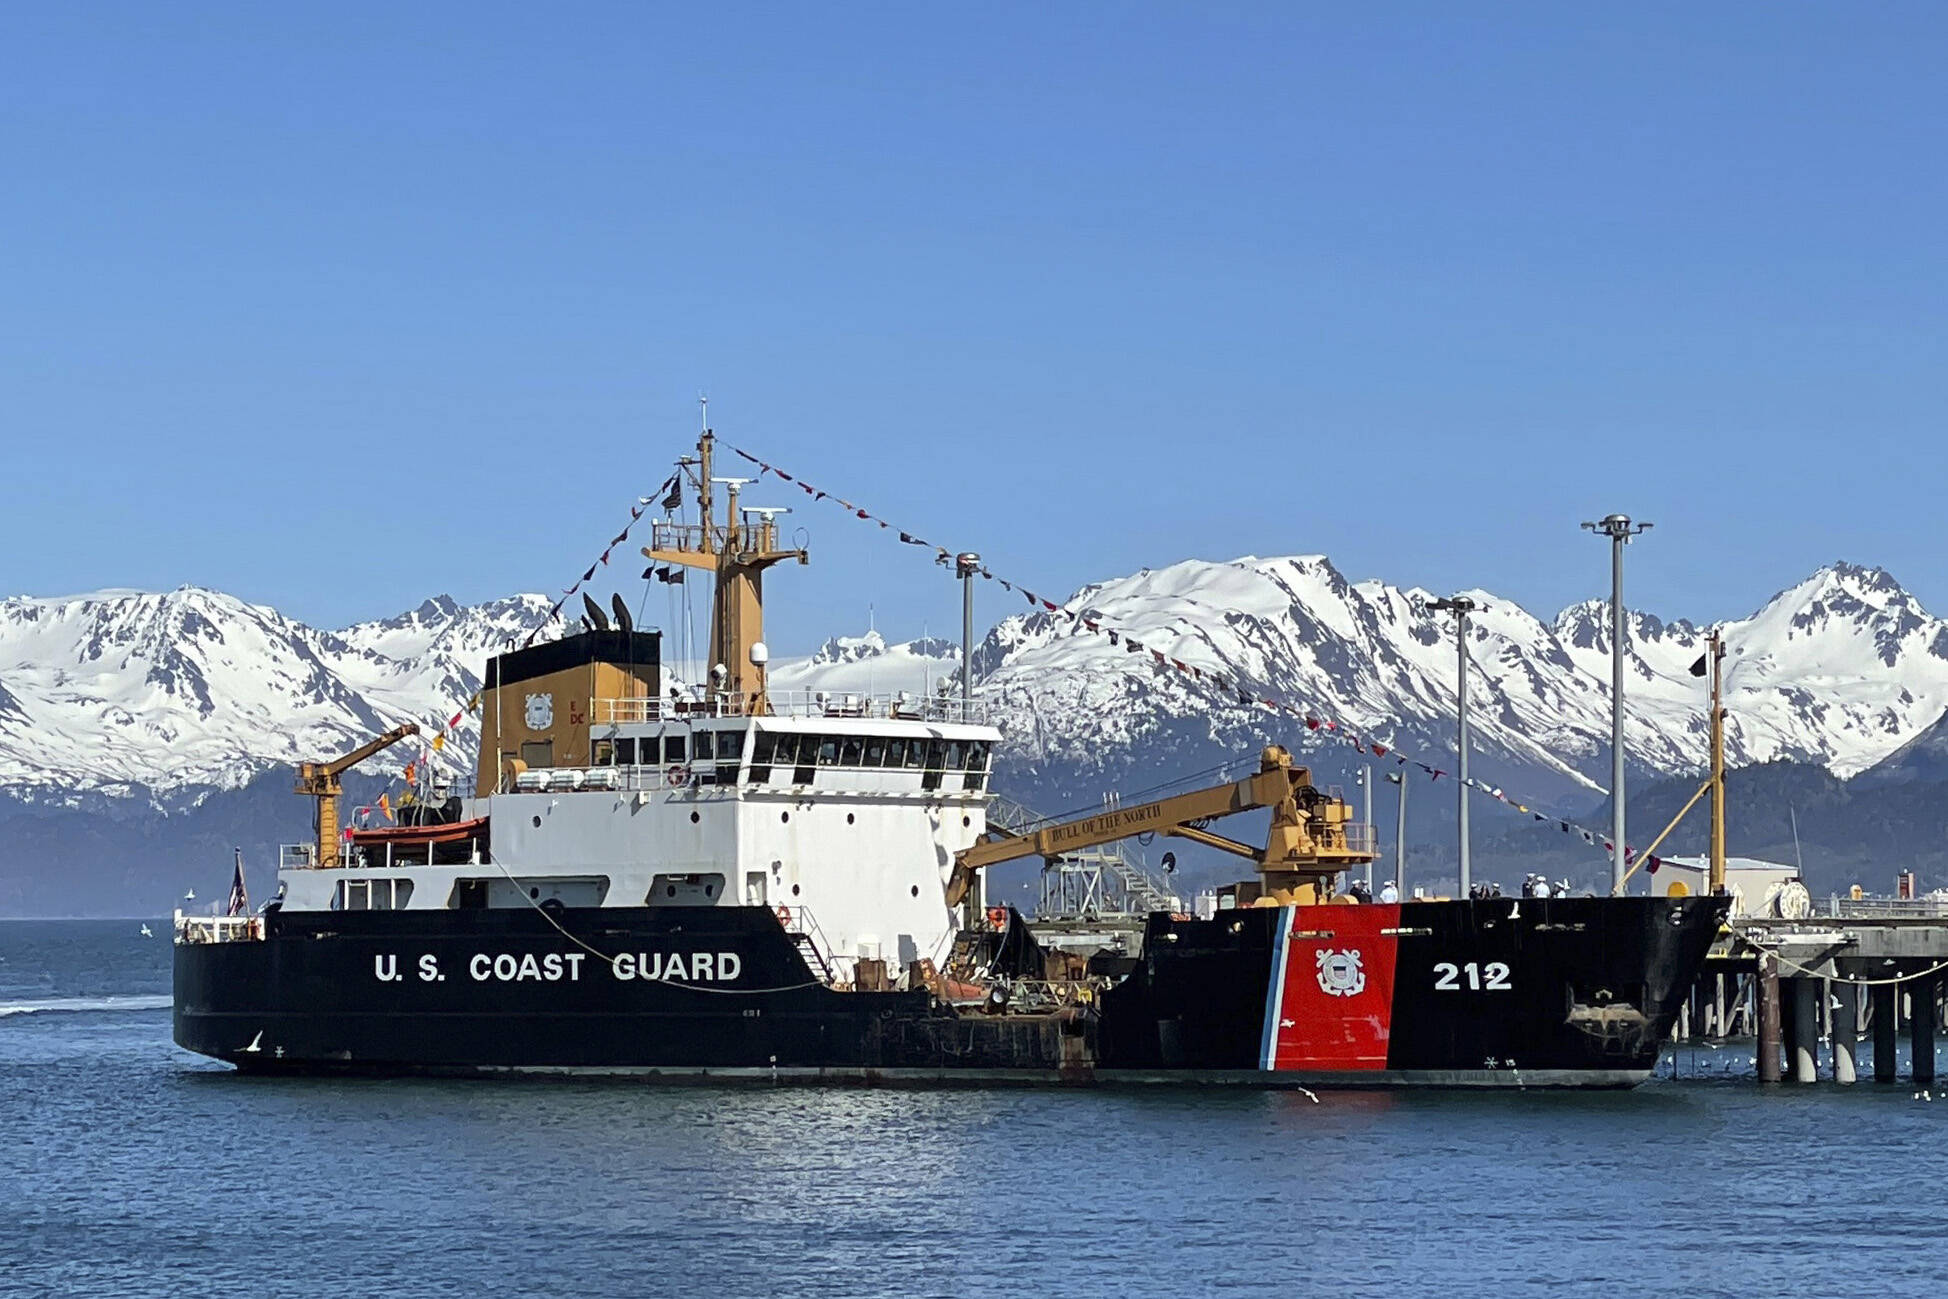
241 1031 263 1053
139 923 153 937
183 889 196 902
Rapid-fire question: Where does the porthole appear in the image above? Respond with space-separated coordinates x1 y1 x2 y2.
846 812 855 825
529 887 539 900
690 811 700 824
667 885 677 898
791 884 801 896
532 815 542 828
910 885 920 897
704 883 714 897
781 811 790 823
962 816 970 827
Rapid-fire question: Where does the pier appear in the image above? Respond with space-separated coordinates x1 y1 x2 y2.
1670 898 1948 1085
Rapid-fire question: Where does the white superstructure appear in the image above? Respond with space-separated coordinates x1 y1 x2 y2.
277 695 999 981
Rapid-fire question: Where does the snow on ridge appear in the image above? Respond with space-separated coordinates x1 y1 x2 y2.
3 558 1945 804
974 557 1948 786
0 587 557 802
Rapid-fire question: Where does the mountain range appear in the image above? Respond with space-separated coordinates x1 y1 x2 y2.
4 557 1947 910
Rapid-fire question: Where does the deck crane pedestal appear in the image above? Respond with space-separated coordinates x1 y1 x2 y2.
294 723 421 867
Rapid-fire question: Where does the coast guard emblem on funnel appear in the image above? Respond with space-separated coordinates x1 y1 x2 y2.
524 693 553 730
1315 949 1366 997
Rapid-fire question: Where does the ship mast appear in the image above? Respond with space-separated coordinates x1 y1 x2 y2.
1707 629 1727 895
643 418 806 714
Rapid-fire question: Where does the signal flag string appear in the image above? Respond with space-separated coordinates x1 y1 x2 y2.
722 442 1670 877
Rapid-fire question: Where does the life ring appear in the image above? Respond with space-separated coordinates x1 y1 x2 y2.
776 905 793 926
666 764 689 787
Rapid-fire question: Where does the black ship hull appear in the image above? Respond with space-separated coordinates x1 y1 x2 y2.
175 896 1725 1088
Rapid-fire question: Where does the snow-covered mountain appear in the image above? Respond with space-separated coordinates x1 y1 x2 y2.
0 588 554 806
4 558 1946 812
768 630 961 698
970 557 1948 804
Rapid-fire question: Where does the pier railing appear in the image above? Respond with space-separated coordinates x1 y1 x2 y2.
1827 896 1948 919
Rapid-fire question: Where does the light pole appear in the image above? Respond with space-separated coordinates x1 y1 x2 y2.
1428 595 1478 895
1363 763 1374 891
955 552 982 926
955 552 981 723
1386 769 1407 899
1582 513 1652 896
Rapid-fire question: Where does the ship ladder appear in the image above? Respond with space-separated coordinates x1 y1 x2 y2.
791 932 833 983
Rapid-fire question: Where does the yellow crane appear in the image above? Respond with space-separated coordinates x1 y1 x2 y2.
295 723 421 867
947 745 1376 910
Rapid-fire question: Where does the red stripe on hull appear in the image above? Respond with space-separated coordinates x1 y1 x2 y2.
1270 903 1402 1072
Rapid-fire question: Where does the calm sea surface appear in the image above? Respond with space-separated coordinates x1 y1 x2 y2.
3 919 1946 1298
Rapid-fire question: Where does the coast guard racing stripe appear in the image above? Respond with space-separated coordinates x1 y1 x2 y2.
1261 904 1402 1072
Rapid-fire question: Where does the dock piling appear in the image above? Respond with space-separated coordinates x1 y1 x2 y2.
1911 970 1937 1088
1787 977 1819 1083
1831 979 1859 1085
1757 955 1783 1085
1872 982 1899 1083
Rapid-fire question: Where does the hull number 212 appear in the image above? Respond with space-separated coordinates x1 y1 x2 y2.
1433 961 1511 991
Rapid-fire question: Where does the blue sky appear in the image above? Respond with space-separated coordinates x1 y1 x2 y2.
2 4 1943 649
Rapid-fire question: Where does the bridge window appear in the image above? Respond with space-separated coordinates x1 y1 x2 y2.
664 733 686 764
337 878 414 911
593 739 614 765
839 736 864 767
964 740 991 791
615 737 637 766
715 729 744 784
750 731 777 783
694 730 715 762
921 739 946 791
863 737 886 767
816 736 840 767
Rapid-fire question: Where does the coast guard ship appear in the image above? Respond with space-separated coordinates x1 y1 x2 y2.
175 429 1725 1086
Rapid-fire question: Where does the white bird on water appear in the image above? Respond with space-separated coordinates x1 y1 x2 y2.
139 923 153 937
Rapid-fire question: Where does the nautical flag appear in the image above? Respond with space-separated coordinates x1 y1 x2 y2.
226 849 250 918
432 733 446 752
1688 653 1709 678
377 793 393 822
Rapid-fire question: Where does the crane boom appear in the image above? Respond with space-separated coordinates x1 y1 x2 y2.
947 746 1374 908
294 723 422 867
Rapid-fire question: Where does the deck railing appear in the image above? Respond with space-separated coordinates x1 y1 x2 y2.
175 911 263 943
594 691 989 726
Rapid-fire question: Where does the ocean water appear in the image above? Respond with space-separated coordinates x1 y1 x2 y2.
3 920 1946 1298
